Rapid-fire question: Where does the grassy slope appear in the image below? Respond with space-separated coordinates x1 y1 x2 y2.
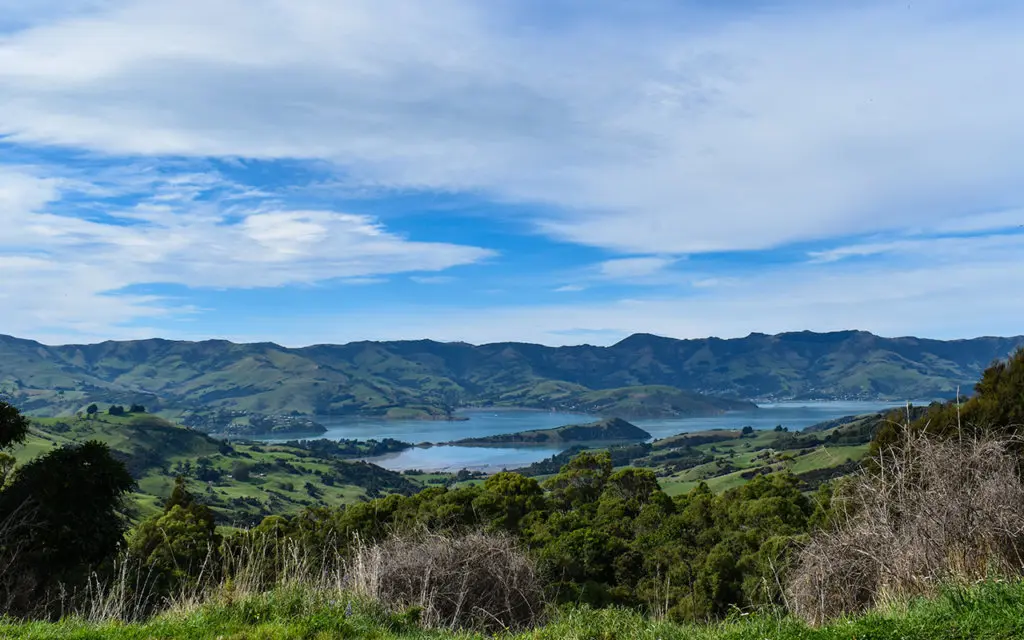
591 415 884 496
21 414 424 526
3 581 1023 639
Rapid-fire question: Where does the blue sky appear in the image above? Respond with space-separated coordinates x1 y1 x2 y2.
0 0 1022 347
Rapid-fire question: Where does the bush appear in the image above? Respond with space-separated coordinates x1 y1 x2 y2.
347 531 545 631
787 431 1024 624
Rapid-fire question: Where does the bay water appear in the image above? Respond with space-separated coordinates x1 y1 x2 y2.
299 401 911 472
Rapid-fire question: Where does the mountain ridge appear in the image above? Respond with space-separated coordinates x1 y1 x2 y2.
1 330 1021 420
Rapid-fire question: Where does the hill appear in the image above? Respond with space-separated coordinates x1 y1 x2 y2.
21 413 425 526
1 330 1020 419
450 416 651 446
517 408 911 493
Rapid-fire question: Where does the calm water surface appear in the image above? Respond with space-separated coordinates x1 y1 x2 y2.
287 401 911 473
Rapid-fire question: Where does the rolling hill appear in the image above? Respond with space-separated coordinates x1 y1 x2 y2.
21 413 424 526
1 330 1020 420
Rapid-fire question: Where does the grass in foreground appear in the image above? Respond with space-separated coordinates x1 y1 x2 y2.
4 581 1024 640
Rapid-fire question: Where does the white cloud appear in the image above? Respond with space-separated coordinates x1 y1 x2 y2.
808 232 1024 264
410 275 456 285
934 209 1024 235
0 165 492 338
251 232 1024 346
554 284 586 293
0 1 1022 254
598 256 677 280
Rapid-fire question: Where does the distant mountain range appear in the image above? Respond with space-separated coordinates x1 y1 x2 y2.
1 330 1021 420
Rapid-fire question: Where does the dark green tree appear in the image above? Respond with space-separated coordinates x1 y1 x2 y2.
473 472 546 533
0 440 135 614
0 401 29 450
232 461 252 481
129 477 221 597
544 451 613 510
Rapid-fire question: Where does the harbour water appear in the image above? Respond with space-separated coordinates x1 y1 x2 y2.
296 400 911 472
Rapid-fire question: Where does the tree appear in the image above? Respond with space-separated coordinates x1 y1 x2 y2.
602 468 660 505
0 401 29 450
232 461 252 481
86 403 99 417
741 425 755 436
0 440 135 612
129 477 221 597
108 405 126 416
129 404 146 414
474 472 546 533
544 451 613 510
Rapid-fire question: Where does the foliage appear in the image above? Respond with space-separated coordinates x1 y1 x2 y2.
280 437 413 458
0 401 29 450
128 477 221 599
0 433 135 616
231 447 816 622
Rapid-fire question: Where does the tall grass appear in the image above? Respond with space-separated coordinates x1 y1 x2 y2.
4 579 1024 639
788 429 1024 624
43 529 543 633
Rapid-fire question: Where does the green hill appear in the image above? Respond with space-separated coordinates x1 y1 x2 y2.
450 416 651 446
1 330 1019 420
21 413 423 526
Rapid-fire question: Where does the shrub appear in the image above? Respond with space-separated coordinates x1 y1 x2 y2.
787 431 1024 625
347 531 545 631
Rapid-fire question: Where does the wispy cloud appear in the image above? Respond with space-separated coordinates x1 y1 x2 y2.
808 232 1024 264
0 162 492 338
1 1 1022 257
598 256 677 280
410 275 456 285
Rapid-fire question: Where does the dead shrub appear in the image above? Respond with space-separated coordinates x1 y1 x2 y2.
346 530 545 632
788 429 1024 625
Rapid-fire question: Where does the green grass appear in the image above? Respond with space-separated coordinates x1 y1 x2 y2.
787 445 868 474
3 581 1023 639
648 418 879 496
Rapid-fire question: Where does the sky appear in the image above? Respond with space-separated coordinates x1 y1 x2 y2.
1 0 1022 347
